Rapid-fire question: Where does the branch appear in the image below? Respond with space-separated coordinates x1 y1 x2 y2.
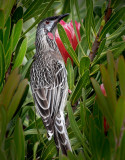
89 0 112 62
5 53 14 82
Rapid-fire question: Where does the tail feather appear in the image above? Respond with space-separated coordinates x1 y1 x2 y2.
54 111 72 155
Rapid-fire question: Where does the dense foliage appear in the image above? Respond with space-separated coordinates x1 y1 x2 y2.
0 0 125 159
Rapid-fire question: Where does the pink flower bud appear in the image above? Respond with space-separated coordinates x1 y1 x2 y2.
100 84 109 134
55 20 81 64
100 84 107 96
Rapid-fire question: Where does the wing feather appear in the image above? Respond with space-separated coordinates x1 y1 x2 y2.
30 55 67 140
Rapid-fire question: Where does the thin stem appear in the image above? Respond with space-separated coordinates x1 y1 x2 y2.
89 0 112 62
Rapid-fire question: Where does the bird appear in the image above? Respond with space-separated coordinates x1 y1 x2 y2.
30 13 72 155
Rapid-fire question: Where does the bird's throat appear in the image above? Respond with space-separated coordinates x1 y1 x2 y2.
47 32 54 40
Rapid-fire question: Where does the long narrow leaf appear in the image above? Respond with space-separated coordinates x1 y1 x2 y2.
7 79 28 122
99 7 125 40
3 16 11 48
41 141 57 160
118 56 125 97
23 0 44 22
100 65 117 113
12 19 23 51
14 118 25 160
67 101 89 153
58 23 80 67
70 70 89 104
66 58 74 90
13 38 27 69
0 69 20 109
91 78 113 126
0 41 5 85
85 0 93 49
74 0 85 32
70 0 86 56
0 9 4 29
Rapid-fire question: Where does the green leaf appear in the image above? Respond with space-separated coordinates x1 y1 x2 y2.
78 35 89 58
60 153 68 160
0 106 6 146
107 24 125 41
66 58 74 90
0 41 5 85
14 118 25 160
23 0 55 35
1 0 15 23
58 23 80 67
85 0 93 49
5 30 13 71
21 57 33 79
5 47 12 72
7 79 28 122
115 97 125 137
78 152 86 160
119 132 125 159
67 101 89 153
24 129 46 136
9 140 16 160
92 41 125 66
33 142 39 160
90 64 99 76
80 56 90 75
23 0 44 22
99 7 125 40
100 64 117 114
97 38 106 57
118 56 125 98
0 149 6 160
0 29 3 42
91 78 113 126
70 70 89 105
101 138 111 160
41 141 57 160
0 9 5 29
70 0 85 56
74 0 85 32
67 102 84 145
11 19 23 51
80 101 86 130
107 52 116 96
67 151 76 160
27 30 35 53
3 16 11 48
0 69 20 109
114 41 125 59
89 115 104 160
12 7 23 24
5 19 23 71
13 38 27 69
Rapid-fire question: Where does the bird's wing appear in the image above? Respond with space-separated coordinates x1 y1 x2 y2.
30 57 68 140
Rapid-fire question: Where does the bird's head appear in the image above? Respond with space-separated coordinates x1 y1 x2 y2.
35 13 69 53
36 13 69 37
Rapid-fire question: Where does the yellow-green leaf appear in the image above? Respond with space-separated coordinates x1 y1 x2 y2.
13 38 27 69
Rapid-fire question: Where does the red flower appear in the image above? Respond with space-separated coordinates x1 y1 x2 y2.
55 20 81 64
100 84 109 134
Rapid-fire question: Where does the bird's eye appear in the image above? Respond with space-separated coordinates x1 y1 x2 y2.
46 20 49 24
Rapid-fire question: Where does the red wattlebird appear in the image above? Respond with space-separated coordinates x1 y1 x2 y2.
30 14 72 155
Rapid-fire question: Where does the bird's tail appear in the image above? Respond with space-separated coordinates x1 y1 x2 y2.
54 111 72 155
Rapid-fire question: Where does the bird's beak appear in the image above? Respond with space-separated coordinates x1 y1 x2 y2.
57 13 69 22
51 13 69 32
